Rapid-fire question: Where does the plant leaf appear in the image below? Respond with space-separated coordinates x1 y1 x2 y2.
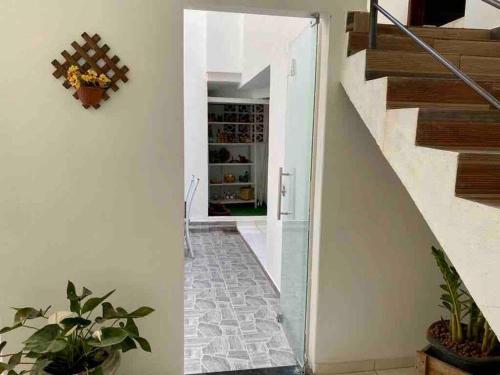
23 324 67 353
124 318 139 337
102 302 119 319
79 287 93 301
441 301 452 311
60 317 91 329
0 323 22 334
134 337 151 352
8 352 22 367
66 281 80 314
129 307 155 318
88 327 128 347
0 341 7 352
81 290 115 315
13 307 43 324
120 336 137 352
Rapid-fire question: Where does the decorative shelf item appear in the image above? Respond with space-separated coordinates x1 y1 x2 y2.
51 32 129 109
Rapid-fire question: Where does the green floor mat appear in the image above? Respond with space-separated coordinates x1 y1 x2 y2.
228 205 267 216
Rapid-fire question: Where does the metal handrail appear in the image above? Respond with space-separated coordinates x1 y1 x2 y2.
481 0 500 10
368 0 500 110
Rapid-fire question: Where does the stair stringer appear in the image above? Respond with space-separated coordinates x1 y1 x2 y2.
341 43 500 336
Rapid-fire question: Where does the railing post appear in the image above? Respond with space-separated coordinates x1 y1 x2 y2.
369 0 378 49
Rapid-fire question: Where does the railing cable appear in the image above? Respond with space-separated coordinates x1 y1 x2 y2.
368 0 500 110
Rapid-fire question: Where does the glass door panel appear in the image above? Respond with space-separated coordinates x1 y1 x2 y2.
279 22 318 367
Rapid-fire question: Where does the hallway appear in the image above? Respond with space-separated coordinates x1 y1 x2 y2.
184 228 296 374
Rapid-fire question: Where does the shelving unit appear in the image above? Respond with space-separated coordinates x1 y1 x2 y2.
207 97 268 216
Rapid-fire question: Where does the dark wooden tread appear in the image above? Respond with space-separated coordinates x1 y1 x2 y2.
366 50 500 82
347 12 494 41
387 77 499 111
345 11 500 206
416 110 500 151
456 154 500 202
348 32 500 58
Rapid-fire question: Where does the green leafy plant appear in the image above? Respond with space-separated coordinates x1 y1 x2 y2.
432 247 498 356
0 281 154 374
432 246 468 343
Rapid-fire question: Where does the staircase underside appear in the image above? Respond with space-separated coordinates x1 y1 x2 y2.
342 13 500 336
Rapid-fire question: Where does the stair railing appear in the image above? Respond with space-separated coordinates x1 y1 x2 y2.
481 0 500 10
368 0 500 110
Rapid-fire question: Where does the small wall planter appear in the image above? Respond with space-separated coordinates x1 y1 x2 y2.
77 86 105 107
52 32 129 109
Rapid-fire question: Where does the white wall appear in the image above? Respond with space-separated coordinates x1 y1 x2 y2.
206 12 244 73
311 90 442 373
241 14 310 289
464 0 500 29
185 10 209 220
366 0 408 24
0 1 183 374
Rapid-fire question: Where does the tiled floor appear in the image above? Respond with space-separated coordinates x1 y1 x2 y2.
184 228 296 374
342 368 415 375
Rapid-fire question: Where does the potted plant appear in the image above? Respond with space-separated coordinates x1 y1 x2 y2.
0 281 154 374
67 65 111 106
427 247 500 374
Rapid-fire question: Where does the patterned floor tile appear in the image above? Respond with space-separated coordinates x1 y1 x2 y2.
184 230 296 374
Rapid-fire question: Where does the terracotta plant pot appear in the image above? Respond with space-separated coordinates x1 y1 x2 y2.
77 86 105 106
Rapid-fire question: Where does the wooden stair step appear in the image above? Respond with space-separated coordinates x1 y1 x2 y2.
348 32 428 55
379 25 492 41
349 33 500 57
418 109 500 122
456 154 500 202
460 55 500 81
386 77 497 110
347 12 492 40
416 110 500 151
366 50 461 79
434 39 500 58
366 50 500 81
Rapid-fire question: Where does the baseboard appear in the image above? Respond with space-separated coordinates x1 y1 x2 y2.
311 356 415 374
237 228 280 296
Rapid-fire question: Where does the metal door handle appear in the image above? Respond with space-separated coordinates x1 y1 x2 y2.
277 167 292 220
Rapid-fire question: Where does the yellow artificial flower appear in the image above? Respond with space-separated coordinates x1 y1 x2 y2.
98 74 110 82
68 65 80 74
87 69 98 78
97 73 111 88
81 74 94 83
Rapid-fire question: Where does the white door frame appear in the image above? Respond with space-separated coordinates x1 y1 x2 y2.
182 3 331 369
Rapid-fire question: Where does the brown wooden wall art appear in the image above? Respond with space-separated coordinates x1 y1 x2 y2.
52 32 129 109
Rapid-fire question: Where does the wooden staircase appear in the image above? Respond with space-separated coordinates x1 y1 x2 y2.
346 12 500 205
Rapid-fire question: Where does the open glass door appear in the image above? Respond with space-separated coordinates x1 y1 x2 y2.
278 21 318 367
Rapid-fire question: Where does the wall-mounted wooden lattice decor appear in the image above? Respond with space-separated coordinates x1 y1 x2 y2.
52 32 129 109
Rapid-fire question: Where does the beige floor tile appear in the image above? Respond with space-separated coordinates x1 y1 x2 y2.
377 367 415 375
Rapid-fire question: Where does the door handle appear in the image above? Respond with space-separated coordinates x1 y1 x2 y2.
277 167 292 220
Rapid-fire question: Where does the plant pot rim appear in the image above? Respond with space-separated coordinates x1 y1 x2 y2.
78 86 105 91
427 321 500 365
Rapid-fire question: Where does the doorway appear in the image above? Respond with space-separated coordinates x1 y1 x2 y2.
408 0 466 26
183 9 321 375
